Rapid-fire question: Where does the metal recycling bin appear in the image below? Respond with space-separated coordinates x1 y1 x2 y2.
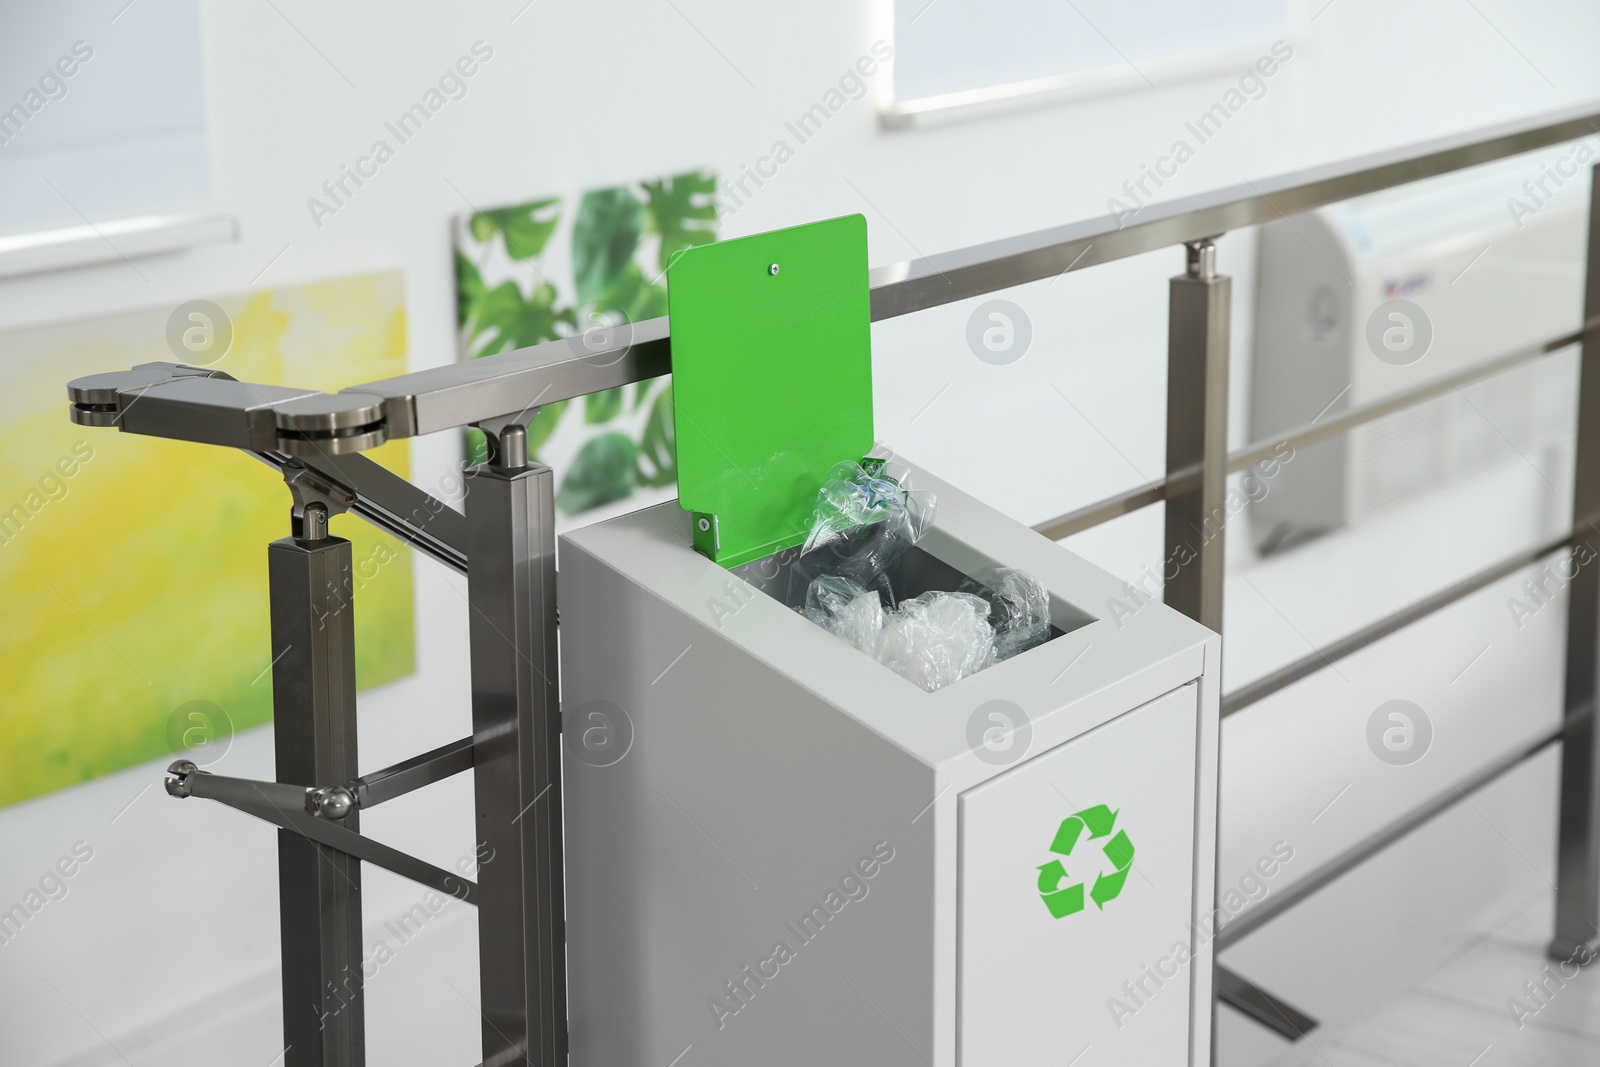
556 216 1220 1066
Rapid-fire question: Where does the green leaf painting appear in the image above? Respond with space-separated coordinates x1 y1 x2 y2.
573 188 645 307
585 387 624 425
455 252 485 330
555 432 638 514
454 168 717 520
594 260 669 326
641 172 718 274
467 280 573 357
636 383 677 488
470 198 560 261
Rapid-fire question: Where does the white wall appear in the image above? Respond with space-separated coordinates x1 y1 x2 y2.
3 1 1600 1063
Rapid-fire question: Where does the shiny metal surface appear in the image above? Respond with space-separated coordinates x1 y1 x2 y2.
274 389 389 456
310 786 355 820
280 427 387 457
64 361 366 453
163 759 197 797
1553 164 1600 961
1164 242 1231 633
167 760 309 811
868 101 1600 319
251 450 468 575
276 392 386 433
1223 533 1575 717
100 364 322 449
348 735 474 810
357 315 670 440
170 764 477 906
1227 326 1586 475
67 404 120 428
66 361 223 407
1215 965 1319 1041
296 500 332 543
270 534 365 1067
467 441 566 1067
488 422 529 471
1031 478 1168 542
1030 323 1585 542
277 453 359 541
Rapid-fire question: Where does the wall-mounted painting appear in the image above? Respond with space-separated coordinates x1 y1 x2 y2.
453 168 717 530
0 272 415 808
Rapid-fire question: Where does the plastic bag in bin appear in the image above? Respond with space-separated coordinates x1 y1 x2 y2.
787 463 1053 691
785 460 935 610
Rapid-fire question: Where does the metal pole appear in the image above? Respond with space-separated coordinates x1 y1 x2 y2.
270 501 365 1066
466 422 567 1066
1165 238 1231 630
1165 238 1230 1065
1551 164 1600 962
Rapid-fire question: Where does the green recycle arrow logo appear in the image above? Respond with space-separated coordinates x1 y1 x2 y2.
1037 804 1135 919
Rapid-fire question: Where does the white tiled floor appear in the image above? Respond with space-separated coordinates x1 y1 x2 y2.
1240 893 1600 1067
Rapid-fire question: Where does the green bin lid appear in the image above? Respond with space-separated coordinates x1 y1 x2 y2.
667 214 873 568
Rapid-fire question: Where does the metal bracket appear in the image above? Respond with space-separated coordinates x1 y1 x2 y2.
166 762 478 906
472 412 537 471
67 362 232 427
281 459 356 542
275 392 387 458
68 361 326 449
298 736 477 818
1184 236 1223 280
250 451 468 574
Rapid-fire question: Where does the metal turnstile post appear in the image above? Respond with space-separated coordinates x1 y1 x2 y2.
466 423 568 1066
270 502 365 1066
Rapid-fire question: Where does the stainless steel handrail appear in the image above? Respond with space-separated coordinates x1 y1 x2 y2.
869 101 1600 318
72 102 1600 453
346 102 1600 443
1028 324 1588 542
1223 532 1578 717
1215 715 1573 950
1227 328 1586 474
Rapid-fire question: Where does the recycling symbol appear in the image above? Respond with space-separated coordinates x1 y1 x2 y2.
1037 804 1135 919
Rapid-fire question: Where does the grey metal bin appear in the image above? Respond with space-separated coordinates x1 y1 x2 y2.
557 459 1220 1066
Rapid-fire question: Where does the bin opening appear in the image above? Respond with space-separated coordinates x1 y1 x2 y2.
732 542 1091 691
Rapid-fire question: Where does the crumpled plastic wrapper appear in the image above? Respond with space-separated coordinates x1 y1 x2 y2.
785 460 936 610
802 574 885 656
875 590 998 691
962 567 1052 662
804 576 995 692
789 461 1052 692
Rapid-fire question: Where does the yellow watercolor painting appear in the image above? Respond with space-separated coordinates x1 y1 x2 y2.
0 272 415 807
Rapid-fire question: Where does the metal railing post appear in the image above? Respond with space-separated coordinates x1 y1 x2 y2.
269 503 365 1066
1165 238 1232 630
1165 238 1231 1061
1551 164 1600 962
465 423 567 1066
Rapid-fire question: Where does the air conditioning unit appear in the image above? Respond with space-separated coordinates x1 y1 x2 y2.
1248 146 1589 551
